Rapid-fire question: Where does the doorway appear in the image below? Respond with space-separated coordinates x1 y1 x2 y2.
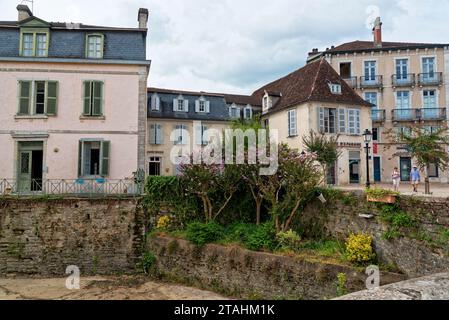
326 162 337 185
374 157 381 182
18 141 44 192
349 151 361 184
400 157 412 182
339 62 351 79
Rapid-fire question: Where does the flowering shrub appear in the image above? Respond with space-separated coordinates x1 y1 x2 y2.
345 233 376 264
156 216 171 230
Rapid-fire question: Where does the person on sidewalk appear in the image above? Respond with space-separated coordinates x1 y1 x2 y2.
410 166 421 193
392 167 401 192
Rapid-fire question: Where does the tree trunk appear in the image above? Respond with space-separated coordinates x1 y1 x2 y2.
284 200 301 232
255 198 262 225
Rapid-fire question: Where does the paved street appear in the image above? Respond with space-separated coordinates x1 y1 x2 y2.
338 182 449 198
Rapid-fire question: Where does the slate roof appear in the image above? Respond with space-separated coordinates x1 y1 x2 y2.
252 58 372 114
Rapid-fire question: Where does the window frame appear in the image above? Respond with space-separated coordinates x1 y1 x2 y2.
149 156 162 176
85 34 105 59
82 80 105 117
78 139 110 178
19 28 50 57
287 109 297 137
17 80 59 116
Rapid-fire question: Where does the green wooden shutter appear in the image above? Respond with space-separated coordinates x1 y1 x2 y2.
83 81 92 115
46 81 58 115
18 81 31 115
78 141 83 177
100 140 110 177
92 81 103 116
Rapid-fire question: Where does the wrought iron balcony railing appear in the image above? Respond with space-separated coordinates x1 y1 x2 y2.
360 75 383 89
371 109 386 122
392 109 420 122
343 77 358 89
419 108 447 121
0 179 143 196
418 72 443 86
392 74 415 87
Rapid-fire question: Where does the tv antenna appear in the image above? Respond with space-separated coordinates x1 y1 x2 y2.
20 0 34 14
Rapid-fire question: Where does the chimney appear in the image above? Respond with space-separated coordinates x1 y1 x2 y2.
372 17 382 48
17 4 33 21
138 8 149 29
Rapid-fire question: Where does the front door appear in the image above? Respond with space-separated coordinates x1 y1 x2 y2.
18 151 32 192
17 142 44 193
374 157 381 182
349 160 360 184
400 157 412 182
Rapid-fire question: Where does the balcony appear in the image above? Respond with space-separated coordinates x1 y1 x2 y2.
360 75 383 89
392 109 419 122
343 77 358 89
371 109 386 122
419 108 447 121
392 74 415 87
418 72 443 86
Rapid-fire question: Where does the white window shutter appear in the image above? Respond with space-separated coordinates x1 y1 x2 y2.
155 96 160 111
206 101 210 113
318 107 325 132
173 99 178 112
356 110 361 134
195 125 202 145
156 124 163 144
338 108 346 134
184 99 189 112
195 100 200 113
348 109 355 134
229 107 232 118
149 124 156 144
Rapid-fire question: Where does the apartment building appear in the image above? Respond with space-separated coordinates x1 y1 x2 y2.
0 5 150 193
309 18 449 183
257 58 373 185
147 88 261 176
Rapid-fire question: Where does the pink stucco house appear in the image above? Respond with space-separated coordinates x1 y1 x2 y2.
0 5 150 194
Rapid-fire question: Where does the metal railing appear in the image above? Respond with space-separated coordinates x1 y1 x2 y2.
371 109 386 122
418 72 443 86
420 108 447 121
392 74 415 87
0 179 143 197
392 109 420 122
343 77 358 89
360 75 383 89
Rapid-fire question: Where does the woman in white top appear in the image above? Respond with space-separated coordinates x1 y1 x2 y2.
392 167 401 192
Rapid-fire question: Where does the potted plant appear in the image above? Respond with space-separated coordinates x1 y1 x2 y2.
366 188 399 204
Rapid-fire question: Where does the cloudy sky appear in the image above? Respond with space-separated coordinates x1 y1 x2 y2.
1 0 448 94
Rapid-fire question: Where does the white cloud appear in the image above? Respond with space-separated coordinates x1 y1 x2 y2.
1 0 448 94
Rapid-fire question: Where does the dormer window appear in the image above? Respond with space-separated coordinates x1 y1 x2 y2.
195 96 210 113
20 30 49 57
328 83 342 95
229 104 240 119
173 95 189 112
86 34 104 59
244 105 253 119
263 95 269 112
151 93 160 111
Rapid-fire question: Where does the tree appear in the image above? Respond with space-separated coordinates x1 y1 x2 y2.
386 125 449 194
302 130 341 185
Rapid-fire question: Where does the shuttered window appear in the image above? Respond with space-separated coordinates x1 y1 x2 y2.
287 109 297 137
86 34 104 59
338 108 346 134
174 124 188 145
348 109 361 135
17 80 58 116
83 81 104 116
78 140 110 177
149 124 163 145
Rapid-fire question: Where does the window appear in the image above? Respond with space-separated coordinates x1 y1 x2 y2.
86 35 104 59
149 124 163 145
263 96 269 111
319 107 337 134
287 109 297 137
396 91 410 109
174 124 188 145
372 128 379 142
338 108 346 134
173 96 188 112
151 93 160 111
17 80 58 116
149 157 162 176
229 105 240 119
365 92 378 108
195 98 210 113
396 59 409 81
364 61 377 81
328 83 342 94
423 90 437 108
20 30 49 57
422 57 435 77
347 109 361 135
78 140 110 177
397 127 412 139
83 81 104 116
195 124 209 145
428 162 439 178
339 62 351 79
244 106 253 119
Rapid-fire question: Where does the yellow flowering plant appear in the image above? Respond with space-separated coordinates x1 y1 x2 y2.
345 233 376 264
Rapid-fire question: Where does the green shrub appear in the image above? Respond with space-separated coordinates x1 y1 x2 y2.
224 223 258 244
336 273 347 297
244 222 277 251
301 240 345 257
140 251 156 274
276 230 301 251
345 233 376 264
186 222 225 246
391 212 414 228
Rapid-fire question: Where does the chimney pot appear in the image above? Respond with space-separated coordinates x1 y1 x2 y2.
372 17 382 48
138 8 149 29
17 4 33 22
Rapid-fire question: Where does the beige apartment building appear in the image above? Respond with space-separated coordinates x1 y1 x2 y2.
309 18 449 183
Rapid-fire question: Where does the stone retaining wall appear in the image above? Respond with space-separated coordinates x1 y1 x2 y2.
0 197 146 276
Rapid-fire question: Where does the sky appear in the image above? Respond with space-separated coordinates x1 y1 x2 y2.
1 0 449 94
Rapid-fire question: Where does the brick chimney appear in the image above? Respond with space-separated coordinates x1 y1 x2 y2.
138 8 149 29
17 4 33 21
372 17 382 48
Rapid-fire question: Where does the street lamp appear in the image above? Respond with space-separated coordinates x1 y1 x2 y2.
363 129 372 189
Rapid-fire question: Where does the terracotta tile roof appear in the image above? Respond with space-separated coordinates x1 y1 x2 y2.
324 40 448 54
223 94 261 106
252 58 372 114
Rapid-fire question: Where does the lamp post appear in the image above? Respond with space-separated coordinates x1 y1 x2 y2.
363 129 372 189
